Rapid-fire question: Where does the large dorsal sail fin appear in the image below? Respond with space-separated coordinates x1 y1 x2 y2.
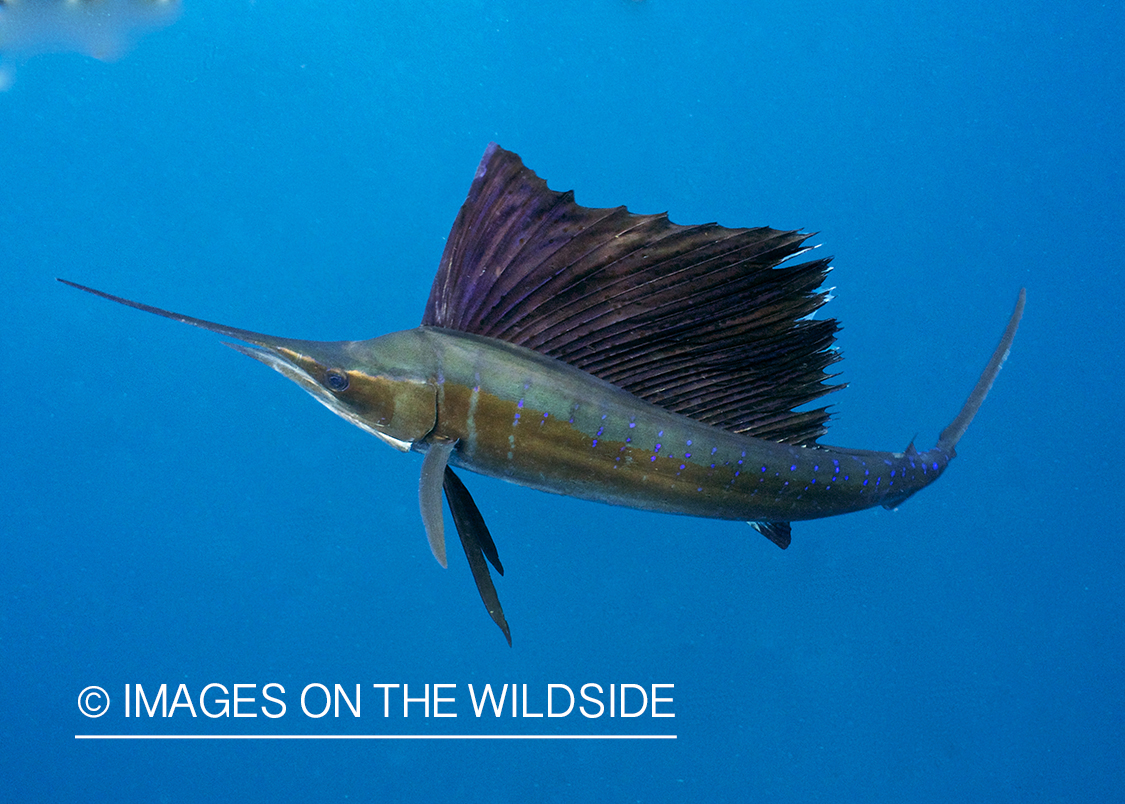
423 144 842 446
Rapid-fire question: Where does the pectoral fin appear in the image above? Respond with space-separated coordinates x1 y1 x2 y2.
419 440 458 568
444 468 511 646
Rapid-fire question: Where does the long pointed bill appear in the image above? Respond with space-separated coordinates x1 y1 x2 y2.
58 278 354 393
58 278 344 393
58 279 307 351
57 278 429 453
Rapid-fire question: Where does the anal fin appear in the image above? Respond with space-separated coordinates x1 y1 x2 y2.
444 468 511 646
750 520 791 549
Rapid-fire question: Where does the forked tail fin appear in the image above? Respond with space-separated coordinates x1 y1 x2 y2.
937 288 1026 454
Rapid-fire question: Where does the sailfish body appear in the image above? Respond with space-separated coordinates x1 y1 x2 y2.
60 144 1025 644
421 329 947 521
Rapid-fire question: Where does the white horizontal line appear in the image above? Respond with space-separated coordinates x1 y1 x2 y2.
76 734 676 740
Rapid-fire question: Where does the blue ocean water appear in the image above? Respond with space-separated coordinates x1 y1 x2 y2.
3 0 1121 800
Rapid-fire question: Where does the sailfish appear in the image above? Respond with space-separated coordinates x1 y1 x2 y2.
60 144 1025 645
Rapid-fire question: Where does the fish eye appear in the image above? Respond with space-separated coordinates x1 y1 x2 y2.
325 369 350 392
